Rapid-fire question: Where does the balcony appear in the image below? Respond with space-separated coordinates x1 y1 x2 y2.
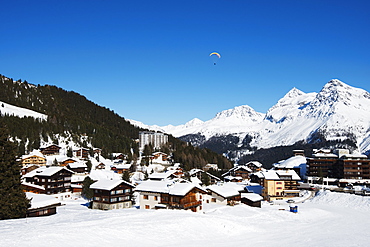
170 201 202 209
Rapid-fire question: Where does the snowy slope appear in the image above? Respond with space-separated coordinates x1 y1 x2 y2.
1 191 369 246
0 100 47 120
156 80 370 153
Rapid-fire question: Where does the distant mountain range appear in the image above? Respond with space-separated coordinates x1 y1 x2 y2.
130 79 370 162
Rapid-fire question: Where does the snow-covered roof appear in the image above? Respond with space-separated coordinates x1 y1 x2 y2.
207 184 240 198
273 156 306 169
246 161 263 168
276 170 301 180
90 179 134 191
26 192 60 209
67 162 87 169
23 166 74 178
21 150 46 160
240 193 263 202
148 170 176 180
135 180 206 196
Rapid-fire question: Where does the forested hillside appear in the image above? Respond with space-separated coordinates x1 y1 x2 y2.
0 75 232 170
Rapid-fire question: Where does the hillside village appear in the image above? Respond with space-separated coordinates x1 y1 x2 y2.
19 130 370 217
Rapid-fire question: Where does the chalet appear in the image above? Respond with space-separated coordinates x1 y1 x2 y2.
148 170 177 181
93 148 102 155
222 165 252 180
189 168 221 185
241 193 264 208
96 163 106 170
205 183 243 206
112 153 126 160
203 163 219 171
73 148 89 159
135 180 207 212
272 156 307 180
67 162 87 174
40 144 61 156
26 192 61 217
22 166 74 194
21 151 46 166
21 164 40 175
90 179 135 210
245 161 263 173
111 163 132 174
59 158 78 167
150 152 171 165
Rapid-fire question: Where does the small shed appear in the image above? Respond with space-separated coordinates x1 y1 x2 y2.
26 192 61 217
241 193 264 208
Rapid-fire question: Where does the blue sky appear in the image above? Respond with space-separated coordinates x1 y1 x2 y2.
1 0 370 125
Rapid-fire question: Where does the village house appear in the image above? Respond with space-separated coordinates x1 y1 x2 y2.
26 192 61 217
66 162 88 174
21 164 40 175
111 163 132 174
189 168 221 185
245 161 263 173
96 163 106 170
203 163 219 172
240 193 264 208
59 157 79 167
73 148 89 160
222 164 252 181
21 151 46 167
135 180 207 212
22 166 74 195
40 144 61 156
90 179 135 210
205 183 244 206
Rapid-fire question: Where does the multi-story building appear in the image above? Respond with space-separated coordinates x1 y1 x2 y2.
139 131 168 150
307 149 370 179
90 179 135 210
21 151 47 166
22 166 74 194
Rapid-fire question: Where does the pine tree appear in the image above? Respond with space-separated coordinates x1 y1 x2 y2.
122 170 130 183
0 126 30 220
81 176 94 201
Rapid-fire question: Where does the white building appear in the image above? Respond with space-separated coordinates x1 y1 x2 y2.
139 131 168 150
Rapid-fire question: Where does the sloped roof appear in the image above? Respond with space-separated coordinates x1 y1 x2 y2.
23 166 74 178
241 193 263 202
207 184 240 198
90 179 134 190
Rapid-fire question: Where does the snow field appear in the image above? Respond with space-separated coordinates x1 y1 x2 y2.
1 191 369 247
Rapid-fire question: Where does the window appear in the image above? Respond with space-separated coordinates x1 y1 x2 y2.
110 191 116 195
277 187 282 190
145 205 150 209
116 190 123 194
94 197 100 201
102 198 108 202
124 189 131 193
211 198 216 203
125 196 130 200
111 198 117 202
276 182 282 184
143 195 149 200
154 196 158 201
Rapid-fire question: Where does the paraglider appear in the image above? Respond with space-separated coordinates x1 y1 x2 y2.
209 52 221 65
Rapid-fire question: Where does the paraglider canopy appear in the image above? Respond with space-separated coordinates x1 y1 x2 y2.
209 52 221 65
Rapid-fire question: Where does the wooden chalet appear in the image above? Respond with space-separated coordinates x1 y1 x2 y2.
21 164 40 175
111 163 132 174
21 152 46 167
22 166 74 194
73 148 89 159
135 181 207 212
96 163 106 170
222 165 252 180
67 162 87 174
26 192 61 217
206 183 243 206
241 193 264 208
189 169 221 185
59 158 78 167
245 161 263 173
40 144 61 156
90 179 135 210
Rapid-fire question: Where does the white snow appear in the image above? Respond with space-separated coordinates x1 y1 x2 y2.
0 100 47 120
143 80 370 154
1 191 369 246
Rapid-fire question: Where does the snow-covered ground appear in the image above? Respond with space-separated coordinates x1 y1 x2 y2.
1 191 369 246
0 100 47 120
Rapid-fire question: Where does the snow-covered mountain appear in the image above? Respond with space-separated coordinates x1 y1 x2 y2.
137 79 370 156
0 100 47 121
